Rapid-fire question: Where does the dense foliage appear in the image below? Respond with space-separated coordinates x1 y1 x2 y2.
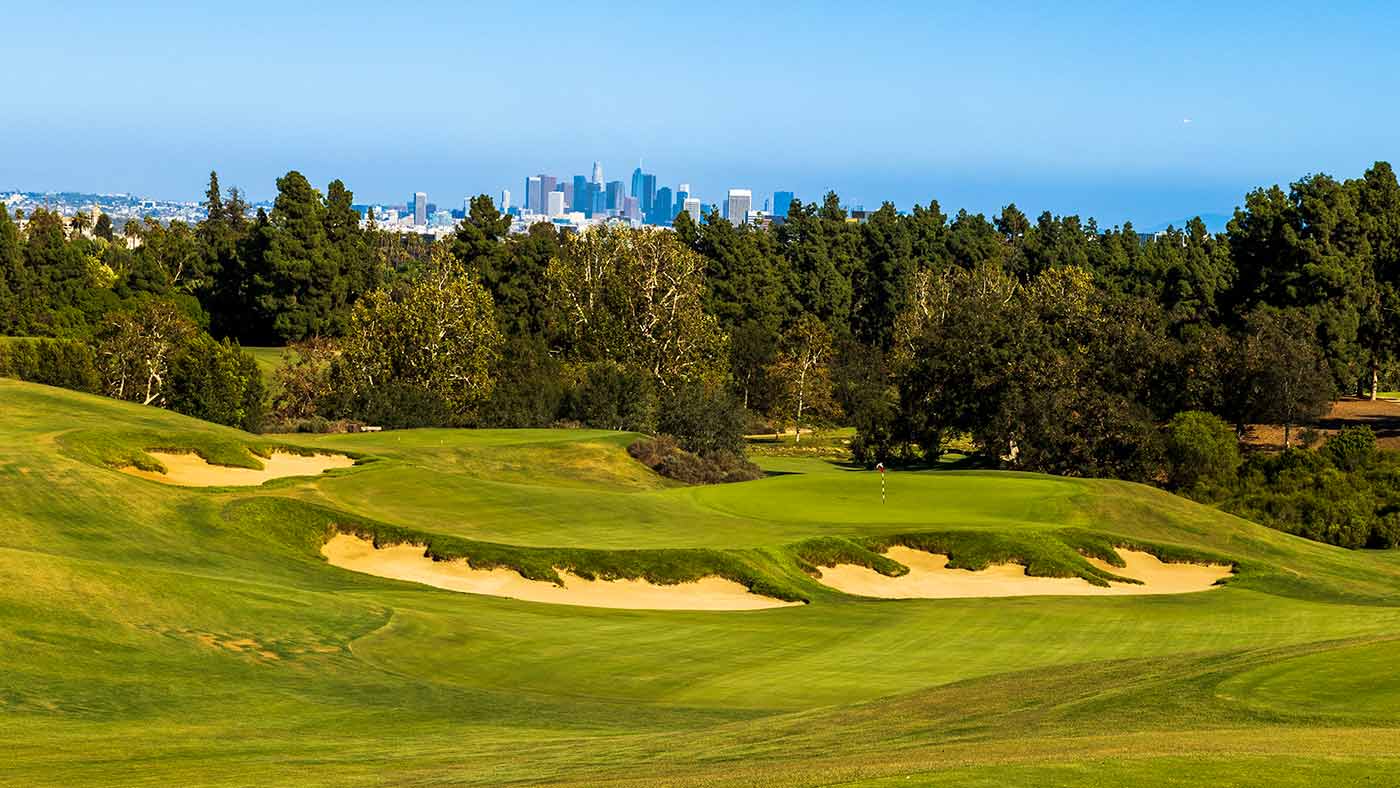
11 163 1400 509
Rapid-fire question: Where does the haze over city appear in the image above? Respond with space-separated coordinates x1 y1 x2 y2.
5 0 1399 226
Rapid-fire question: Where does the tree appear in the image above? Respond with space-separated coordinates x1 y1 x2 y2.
0 204 26 332
569 360 657 432
1165 411 1241 492
95 300 196 406
548 225 725 389
272 337 339 422
771 314 835 443
69 212 91 238
335 244 502 422
93 212 114 242
167 335 266 431
1237 310 1336 446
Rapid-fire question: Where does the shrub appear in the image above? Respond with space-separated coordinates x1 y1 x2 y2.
482 336 566 428
0 338 100 393
166 335 267 432
1165 410 1241 492
656 381 746 456
332 380 454 429
628 436 764 485
1326 425 1377 472
569 361 656 432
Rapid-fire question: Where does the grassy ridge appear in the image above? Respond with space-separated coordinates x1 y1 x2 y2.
6 378 1400 785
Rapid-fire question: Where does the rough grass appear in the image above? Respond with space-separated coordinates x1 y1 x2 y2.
6 378 1400 786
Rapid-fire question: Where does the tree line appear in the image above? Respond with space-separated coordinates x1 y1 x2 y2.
5 164 1400 535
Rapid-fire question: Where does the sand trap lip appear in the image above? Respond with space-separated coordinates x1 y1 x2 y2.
122 450 355 487
816 545 1232 599
321 534 800 611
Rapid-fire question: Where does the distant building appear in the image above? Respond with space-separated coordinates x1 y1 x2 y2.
539 175 558 206
640 174 657 214
726 189 752 226
547 190 565 218
413 192 428 226
525 176 542 212
631 168 644 205
684 197 701 222
623 195 640 222
571 175 588 212
653 187 673 224
774 191 795 218
500 189 511 212
605 180 624 211
592 161 604 185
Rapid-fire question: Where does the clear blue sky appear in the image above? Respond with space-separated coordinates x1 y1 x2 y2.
3 0 1397 226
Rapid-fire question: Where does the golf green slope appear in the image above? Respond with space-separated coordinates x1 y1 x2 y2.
4 377 1400 786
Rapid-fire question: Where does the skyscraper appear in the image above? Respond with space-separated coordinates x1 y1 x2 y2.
676 184 690 210
605 181 624 212
684 197 701 223
774 191 795 218
726 189 752 226
562 182 574 211
631 167 644 206
572 175 588 213
640 174 657 214
653 187 673 224
547 191 565 218
525 176 542 212
539 175 558 206
623 196 640 222
500 189 511 212
413 192 428 226
592 161 604 185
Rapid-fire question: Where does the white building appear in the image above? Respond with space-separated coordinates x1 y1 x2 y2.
500 189 511 212
684 197 701 222
547 190 566 218
726 189 752 226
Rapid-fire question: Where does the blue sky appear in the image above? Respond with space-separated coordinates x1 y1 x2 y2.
3 0 1397 226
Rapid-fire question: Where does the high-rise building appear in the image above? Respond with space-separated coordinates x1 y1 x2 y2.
547 190 565 218
653 187 673 224
539 175 558 205
684 197 701 223
413 192 428 226
726 189 752 226
774 191 795 218
631 168 644 205
525 176 542 212
640 174 657 214
623 196 640 222
562 182 574 210
676 184 690 209
500 189 511 212
592 161 604 185
605 180 624 211
572 175 588 212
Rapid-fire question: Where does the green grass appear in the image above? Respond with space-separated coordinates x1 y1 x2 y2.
4 377 1400 786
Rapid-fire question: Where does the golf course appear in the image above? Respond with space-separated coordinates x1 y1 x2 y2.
6 376 1400 786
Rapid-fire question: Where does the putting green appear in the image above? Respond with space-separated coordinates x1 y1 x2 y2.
5 377 1400 786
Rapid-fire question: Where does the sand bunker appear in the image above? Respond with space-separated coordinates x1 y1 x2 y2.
321 534 800 611
817 546 1231 599
123 450 354 487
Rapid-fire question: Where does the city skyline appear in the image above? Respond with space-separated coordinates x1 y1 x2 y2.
5 2 1399 228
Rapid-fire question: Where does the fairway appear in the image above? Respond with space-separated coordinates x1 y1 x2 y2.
5 377 1400 785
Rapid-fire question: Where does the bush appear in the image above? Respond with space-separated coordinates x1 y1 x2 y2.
628 436 764 485
331 380 455 429
656 381 746 455
166 335 267 432
1326 425 1377 472
0 338 100 393
482 336 566 428
569 361 656 432
1165 411 1241 492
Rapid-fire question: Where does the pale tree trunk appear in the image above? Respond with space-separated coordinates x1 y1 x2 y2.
1373 362 1380 401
